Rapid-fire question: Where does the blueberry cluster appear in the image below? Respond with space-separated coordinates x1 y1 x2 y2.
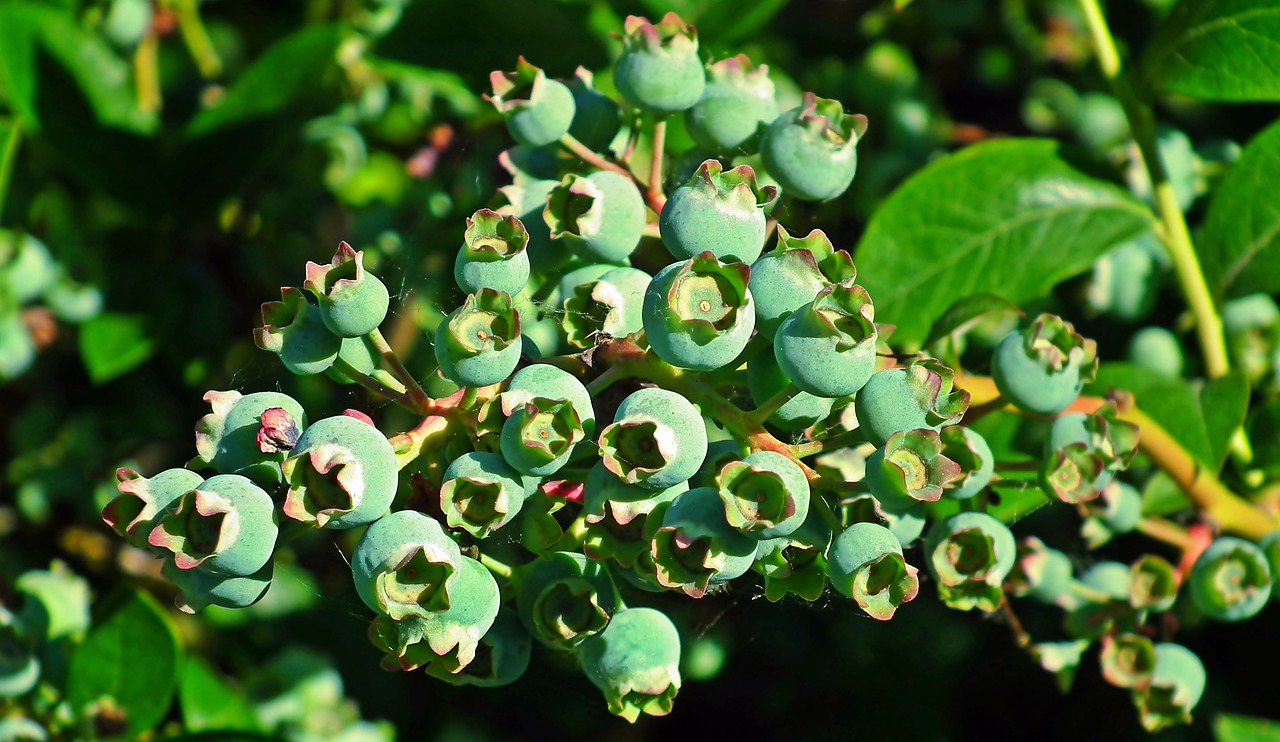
102 12 1279 729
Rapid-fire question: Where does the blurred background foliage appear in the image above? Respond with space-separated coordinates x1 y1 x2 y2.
1 0 1278 739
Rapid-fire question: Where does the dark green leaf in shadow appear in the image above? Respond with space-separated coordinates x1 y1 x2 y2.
79 312 155 385
1142 0 1280 102
1199 118 1280 299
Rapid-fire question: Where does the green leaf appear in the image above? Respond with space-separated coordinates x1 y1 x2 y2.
0 1 154 132
1089 363 1249 473
79 313 155 384
855 139 1155 349
1246 401 1280 478
1142 0 1280 102
1216 714 1280 742
66 587 179 739
187 24 344 137
1199 119 1280 299
180 657 260 734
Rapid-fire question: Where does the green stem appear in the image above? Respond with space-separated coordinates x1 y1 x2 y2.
174 0 223 78
790 429 864 459
748 383 799 427
478 552 514 580
0 121 20 222
586 362 629 395
1075 0 1228 379
368 328 431 409
647 118 667 213
333 357 416 410
559 133 633 180
810 491 843 532
134 31 161 114
1137 516 1194 552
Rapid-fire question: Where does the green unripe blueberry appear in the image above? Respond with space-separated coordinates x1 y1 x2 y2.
567 67 622 152
1134 643 1206 732
865 428 962 513
753 507 832 602
561 266 650 349
162 560 272 614
103 0 152 47
642 253 755 371
1101 633 1157 690
440 452 527 538
502 363 595 439
614 13 705 116
715 451 810 539
1085 238 1162 322
0 231 55 304
434 289 522 388
488 57 576 148
0 312 34 381
281 413 398 529
685 55 778 154
1127 327 1183 379
651 486 757 597
500 398 585 477
598 387 708 490
324 334 382 385
148 473 278 578
992 314 1098 416
193 389 307 485
1008 537 1075 606
1189 537 1272 621
454 209 531 297
924 512 1016 612
775 283 877 398
512 286 565 358
351 510 464 621
582 462 687 567
760 93 866 201
255 287 342 376
1042 406 1139 505
516 551 617 650
579 607 682 723
745 346 835 432
939 426 994 500
854 358 970 447
498 177 568 271
1129 554 1179 612
1081 561 1133 602
826 522 919 620
103 466 205 550
659 160 778 263
1081 481 1142 548
545 171 646 264
303 242 390 338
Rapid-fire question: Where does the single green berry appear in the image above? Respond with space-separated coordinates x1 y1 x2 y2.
685 55 778 154
454 209 531 297
254 287 342 376
760 93 866 201
745 345 835 432
578 607 681 723
1127 326 1184 379
1129 554 1179 612
351 510 463 621
369 556 499 674
1081 481 1143 548
567 67 622 151
923 512 1016 612
502 363 596 439
865 428 962 513
0 311 34 381
939 426 994 500
1085 238 1162 322
651 486 757 597
162 560 272 614
498 177 568 271
103 467 204 550
193 389 307 485
774 283 877 398
499 398 585 477
613 13 705 116
434 289 522 388
748 225 856 340
826 521 919 620
148 473 278 578
303 242 390 338
1189 536 1272 621
439 452 527 538
561 266 650 348
598 387 708 490
715 450 811 539
0 231 55 304
642 253 755 371
753 507 832 602
516 551 617 650
1133 643 1205 732
545 171 646 264
1100 633 1157 690
1042 406 1139 504
854 358 970 447
1007 537 1075 607
488 57 576 148
512 285 565 358
659 160 778 263
281 413 398 529
992 314 1098 415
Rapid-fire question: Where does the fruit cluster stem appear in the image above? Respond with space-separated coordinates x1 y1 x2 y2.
0 120 21 221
